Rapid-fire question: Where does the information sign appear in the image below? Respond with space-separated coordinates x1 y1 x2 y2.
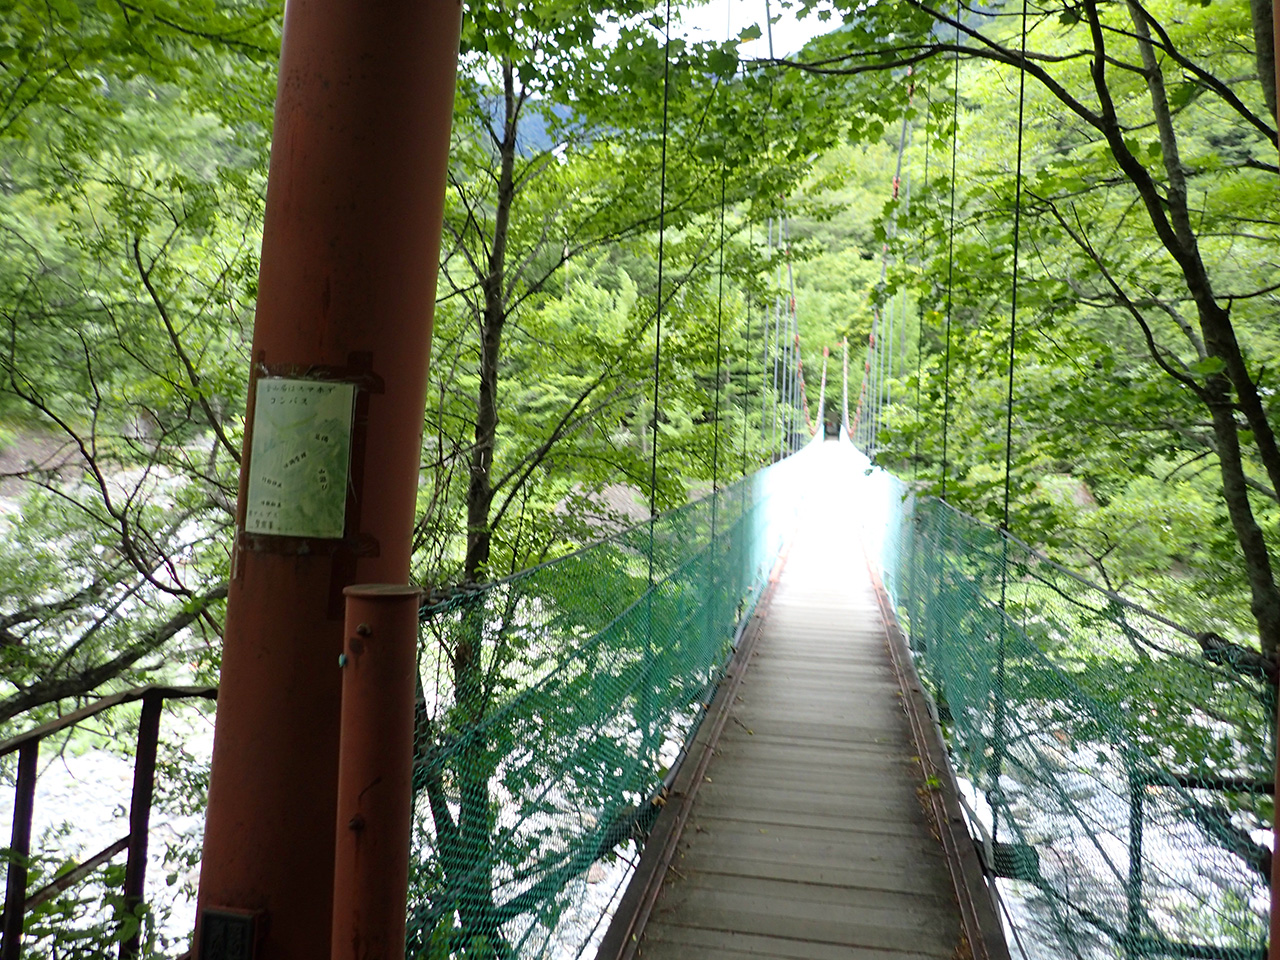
244 378 355 538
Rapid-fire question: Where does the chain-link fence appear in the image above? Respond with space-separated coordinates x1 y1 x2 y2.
875 477 1270 960
406 455 803 959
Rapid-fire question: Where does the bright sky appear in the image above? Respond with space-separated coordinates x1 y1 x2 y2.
674 0 837 57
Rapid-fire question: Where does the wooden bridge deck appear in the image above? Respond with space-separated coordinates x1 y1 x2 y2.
632 496 967 959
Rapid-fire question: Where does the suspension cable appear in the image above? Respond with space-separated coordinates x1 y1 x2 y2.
647 0 673 531
816 346 828 436
1001 0 1029 534
841 336 849 433
770 224 782 454
992 0 1031 849
796 332 813 436
712 163 727 493
742 218 753 477
783 215 798 454
761 218 773 443
940 0 961 502
915 89 932 479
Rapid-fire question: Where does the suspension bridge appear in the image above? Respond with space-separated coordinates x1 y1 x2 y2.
1 0 1277 959
3 417 1271 960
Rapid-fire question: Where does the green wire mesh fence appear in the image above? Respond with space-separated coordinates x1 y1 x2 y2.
868 468 1271 960
406 455 803 960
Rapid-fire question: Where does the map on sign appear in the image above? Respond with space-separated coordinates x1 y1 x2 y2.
244 378 355 538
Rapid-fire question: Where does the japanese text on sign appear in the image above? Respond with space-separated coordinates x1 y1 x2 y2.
244 378 355 538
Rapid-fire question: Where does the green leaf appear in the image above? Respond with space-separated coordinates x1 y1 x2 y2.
707 45 738 78
1189 356 1226 377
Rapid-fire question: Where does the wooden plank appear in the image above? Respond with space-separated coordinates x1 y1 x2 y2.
716 720 910 744
669 847 950 895
706 737 916 763
867 537 1014 960
687 809 932 839
648 877 958 952
642 922 953 960
696 757 923 786
692 784 929 824
672 820 950 870
655 872 957 922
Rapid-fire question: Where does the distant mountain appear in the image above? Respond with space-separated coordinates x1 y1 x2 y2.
475 98 581 155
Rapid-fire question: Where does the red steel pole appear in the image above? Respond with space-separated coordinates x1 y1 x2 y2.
1272 13 1280 959
331 585 422 960
193 0 461 957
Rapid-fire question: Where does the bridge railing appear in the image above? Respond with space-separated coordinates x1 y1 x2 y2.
0 685 216 960
869 474 1270 960
407 453 805 959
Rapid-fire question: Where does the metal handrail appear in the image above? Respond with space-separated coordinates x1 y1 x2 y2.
1 684 217 960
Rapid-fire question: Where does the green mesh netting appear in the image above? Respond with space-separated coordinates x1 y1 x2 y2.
871 467 1271 960
407 456 802 959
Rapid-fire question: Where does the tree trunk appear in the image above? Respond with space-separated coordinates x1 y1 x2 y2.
1121 3 1280 500
450 58 522 956
1206 380 1280 657
1114 2 1280 654
1251 0 1277 122
464 60 520 584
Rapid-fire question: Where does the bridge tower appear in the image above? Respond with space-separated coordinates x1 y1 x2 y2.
192 2 462 958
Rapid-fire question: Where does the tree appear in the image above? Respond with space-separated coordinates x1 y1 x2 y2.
0 0 279 728
776 0 1280 661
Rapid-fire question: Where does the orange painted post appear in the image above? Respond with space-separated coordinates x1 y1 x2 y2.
331 585 422 960
1273 14 1280 958
192 0 461 957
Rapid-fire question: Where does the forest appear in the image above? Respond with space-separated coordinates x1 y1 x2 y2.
1 0 1278 955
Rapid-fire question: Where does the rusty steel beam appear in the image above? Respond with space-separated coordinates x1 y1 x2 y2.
0 686 216 760
193 0 462 957
1 742 37 960
120 690 163 960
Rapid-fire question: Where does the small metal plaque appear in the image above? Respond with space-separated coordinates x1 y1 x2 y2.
245 378 355 538
198 907 260 960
